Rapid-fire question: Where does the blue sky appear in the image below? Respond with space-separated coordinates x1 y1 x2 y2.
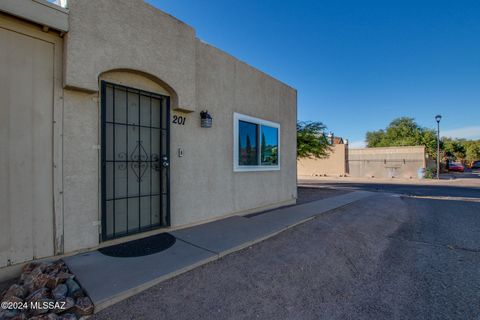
147 0 480 147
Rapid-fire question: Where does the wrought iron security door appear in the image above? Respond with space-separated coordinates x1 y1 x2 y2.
101 81 170 241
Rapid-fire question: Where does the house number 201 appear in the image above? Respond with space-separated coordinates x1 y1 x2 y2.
172 115 186 125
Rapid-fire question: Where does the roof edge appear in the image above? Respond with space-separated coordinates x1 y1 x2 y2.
0 0 68 32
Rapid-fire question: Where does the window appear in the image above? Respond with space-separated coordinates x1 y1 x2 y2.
234 113 280 171
239 121 258 166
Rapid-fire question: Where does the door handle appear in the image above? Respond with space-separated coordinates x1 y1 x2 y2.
162 156 169 168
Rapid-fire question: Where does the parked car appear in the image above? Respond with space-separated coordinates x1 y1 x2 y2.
471 160 480 170
448 161 465 172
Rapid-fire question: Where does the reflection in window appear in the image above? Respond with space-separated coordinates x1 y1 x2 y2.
234 113 280 171
239 121 258 165
261 126 278 165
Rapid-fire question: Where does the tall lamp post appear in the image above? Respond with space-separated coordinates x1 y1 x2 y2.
435 115 442 179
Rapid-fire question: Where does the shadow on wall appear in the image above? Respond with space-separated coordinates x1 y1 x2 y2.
99 69 179 109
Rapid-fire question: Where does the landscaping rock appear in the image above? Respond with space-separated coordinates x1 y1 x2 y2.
25 288 49 303
45 262 65 276
71 297 93 316
33 274 50 291
53 297 74 314
30 298 55 316
65 280 82 299
1 284 25 300
46 274 61 290
52 284 68 301
0 308 20 319
1 295 23 304
10 313 27 320
55 273 74 285
22 262 39 274
57 314 77 320
2 260 90 320
29 314 59 320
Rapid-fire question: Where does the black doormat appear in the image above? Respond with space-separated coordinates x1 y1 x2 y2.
99 233 176 257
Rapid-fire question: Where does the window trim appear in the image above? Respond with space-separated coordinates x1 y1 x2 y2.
233 112 281 172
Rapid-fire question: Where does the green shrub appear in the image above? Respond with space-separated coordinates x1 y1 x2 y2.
424 168 436 179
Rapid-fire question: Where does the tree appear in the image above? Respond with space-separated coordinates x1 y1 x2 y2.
366 117 438 157
441 139 480 162
297 121 332 159
465 141 480 163
443 138 466 160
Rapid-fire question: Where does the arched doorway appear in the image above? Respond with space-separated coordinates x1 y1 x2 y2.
100 77 171 241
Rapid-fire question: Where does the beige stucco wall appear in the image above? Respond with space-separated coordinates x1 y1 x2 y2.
348 146 426 179
0 0 297 269
64 0 196 112
173 41 297 225
61 1 297 252
62 89 100 252
297 144 347 177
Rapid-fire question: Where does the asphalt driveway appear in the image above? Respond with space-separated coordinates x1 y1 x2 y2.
93 185 480 320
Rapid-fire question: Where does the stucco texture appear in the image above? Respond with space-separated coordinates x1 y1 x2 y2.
348 146 426 179
170 42 297 226
61 0 297 250
297 144 348 177
62 90 100 252
64 0 196 111
1 0 297 261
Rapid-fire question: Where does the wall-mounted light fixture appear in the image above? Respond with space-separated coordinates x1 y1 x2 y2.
200 110 212 128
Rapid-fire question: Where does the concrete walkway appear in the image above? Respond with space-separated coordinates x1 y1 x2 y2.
64 191 373 312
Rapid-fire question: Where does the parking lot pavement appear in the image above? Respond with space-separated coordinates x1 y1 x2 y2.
93 186 480 320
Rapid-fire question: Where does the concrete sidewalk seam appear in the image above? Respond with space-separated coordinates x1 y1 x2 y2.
175 238 220 256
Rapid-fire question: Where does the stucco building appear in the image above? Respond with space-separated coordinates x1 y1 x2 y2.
0 0 297 277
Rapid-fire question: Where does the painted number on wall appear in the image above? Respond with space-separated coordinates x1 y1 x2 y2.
172 115 186 125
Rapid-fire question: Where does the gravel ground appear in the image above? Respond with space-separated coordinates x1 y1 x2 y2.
93 189 480 320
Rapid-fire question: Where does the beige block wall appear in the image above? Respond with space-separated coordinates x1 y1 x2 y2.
297 144 347 177
348 146 426 179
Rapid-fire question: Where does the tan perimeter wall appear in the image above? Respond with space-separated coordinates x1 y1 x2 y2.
348 146 426 179
297 144 347 177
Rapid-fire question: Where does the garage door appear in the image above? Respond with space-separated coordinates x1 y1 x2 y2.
0 27 55 267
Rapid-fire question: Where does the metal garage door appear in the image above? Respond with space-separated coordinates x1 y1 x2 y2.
0 27 55 267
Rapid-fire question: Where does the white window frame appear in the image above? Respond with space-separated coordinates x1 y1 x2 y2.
233 112 281 172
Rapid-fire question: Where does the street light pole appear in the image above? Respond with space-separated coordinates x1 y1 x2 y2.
435 115 442 179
